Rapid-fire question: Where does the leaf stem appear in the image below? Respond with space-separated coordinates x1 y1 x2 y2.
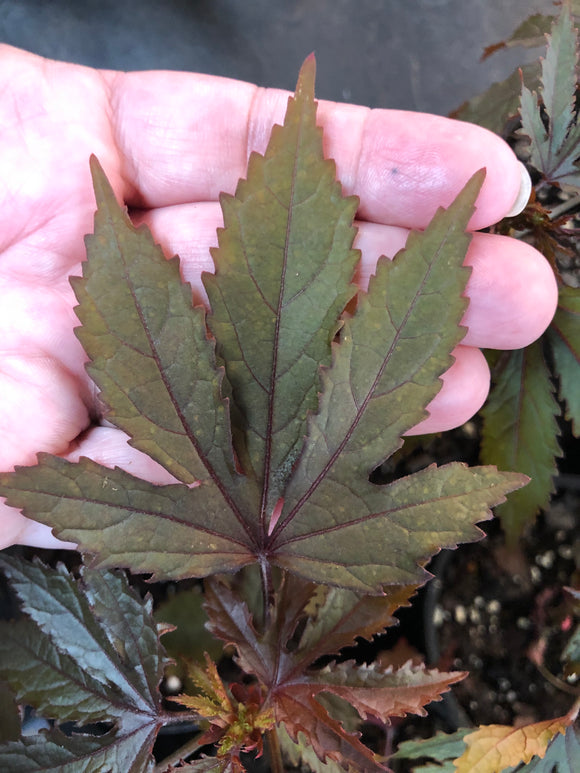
260 557 274 629
154 730 206 772
267 727 285 773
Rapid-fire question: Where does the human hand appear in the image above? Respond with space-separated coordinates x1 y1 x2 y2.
0 46 557 549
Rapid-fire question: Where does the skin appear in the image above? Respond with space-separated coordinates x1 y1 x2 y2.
0 46 557 549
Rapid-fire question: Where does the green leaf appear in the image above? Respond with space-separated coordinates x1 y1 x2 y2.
0 727 157 772
549 285 580 436
0 58 525 592
203 55 360 517
519 4 580 186
155 587 223 678
481 342 561 543
0 682 21 743
453 63 541 135
390 728 470 762
0 556 165 771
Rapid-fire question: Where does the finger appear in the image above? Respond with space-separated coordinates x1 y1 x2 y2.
107 68 524 229
0 503 76 550
0 47 524 240
65 426 181 485
406 345 490 435
0 354 91 469
135 202 557 350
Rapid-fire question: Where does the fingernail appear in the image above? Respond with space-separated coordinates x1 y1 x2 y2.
505 161 532 217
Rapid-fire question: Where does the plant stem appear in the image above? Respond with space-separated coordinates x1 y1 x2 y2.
267 727 285 773
154 731 206 772
260 557 273 629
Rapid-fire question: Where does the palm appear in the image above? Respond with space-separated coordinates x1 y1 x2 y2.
0 45 557 548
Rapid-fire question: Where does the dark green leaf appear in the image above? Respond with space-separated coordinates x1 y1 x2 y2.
0 726 157 772
390 728 470 762
203 56 360 517
0 557 165 771
549 285 580 436
452 64 541 135
519 5 580 186
481 342 561 542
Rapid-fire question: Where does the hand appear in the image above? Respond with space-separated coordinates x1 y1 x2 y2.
0 46 557 549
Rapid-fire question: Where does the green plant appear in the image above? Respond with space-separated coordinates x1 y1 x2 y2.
0 57 525 772
457 1 580 544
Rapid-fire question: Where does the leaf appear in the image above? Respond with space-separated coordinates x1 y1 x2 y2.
297 583 419 662
482 14 557 60
278 723 359 773
0 682 21 743
390 728 470 763
203 54 360 517
518 723 580 772
155 587 224 687
453 714 572 773
549 285 580 436
519 4 580 186
0 57 525 592
0 556 165 772
481 342 561 543
0 728 157 773
203 575 464 772
452 64 541 135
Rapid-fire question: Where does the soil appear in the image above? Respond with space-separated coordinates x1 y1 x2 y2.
384 424 580 769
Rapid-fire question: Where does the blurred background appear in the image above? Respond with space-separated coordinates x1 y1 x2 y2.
0 0 556 115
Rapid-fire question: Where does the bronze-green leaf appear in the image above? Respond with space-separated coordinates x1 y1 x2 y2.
481 342 561 543
0 57 525 592
203 55 360 521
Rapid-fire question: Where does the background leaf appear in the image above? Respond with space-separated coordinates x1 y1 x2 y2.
481 342 561 543
390 728 470 764
0 556 166 771
549 285 580 436
519 4 580 186
517 723 580 772
453 714 571 773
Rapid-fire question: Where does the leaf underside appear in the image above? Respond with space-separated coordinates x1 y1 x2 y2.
0 57 525 593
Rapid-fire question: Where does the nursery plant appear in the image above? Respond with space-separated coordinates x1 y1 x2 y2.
458 1 580 544
0 7 578 773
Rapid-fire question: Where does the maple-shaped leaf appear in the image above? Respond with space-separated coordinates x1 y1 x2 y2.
0 57 525 592
0 555 166 772
519 3 580 186
481 341 561 543
453 712 574 773
203 575 464 772
549 284 580 436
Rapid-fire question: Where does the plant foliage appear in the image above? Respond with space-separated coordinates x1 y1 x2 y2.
0 57 527 771
468 2 580 543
